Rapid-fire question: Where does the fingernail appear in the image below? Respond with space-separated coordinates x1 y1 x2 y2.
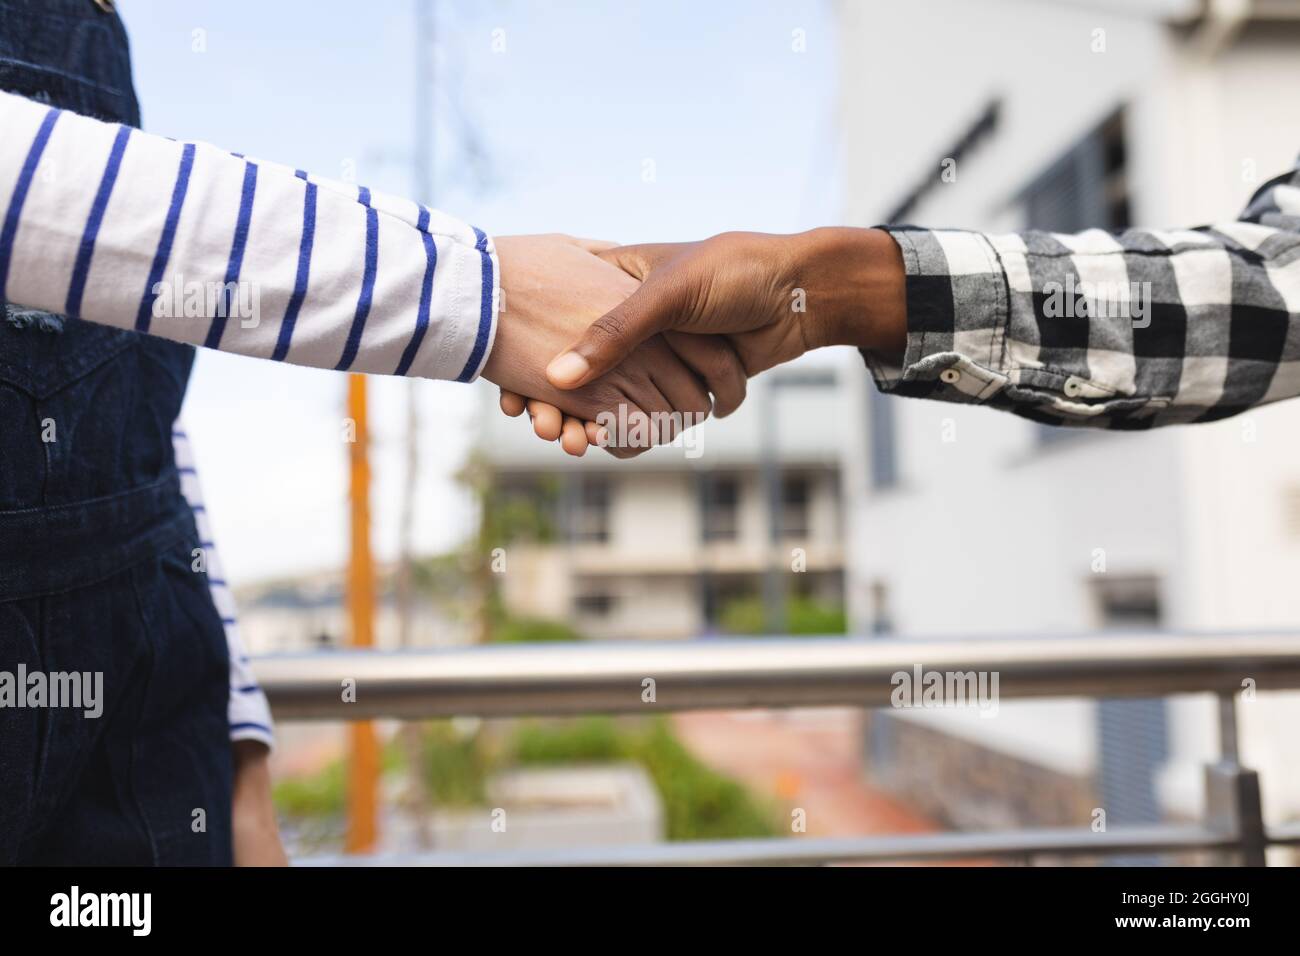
547 351 589 385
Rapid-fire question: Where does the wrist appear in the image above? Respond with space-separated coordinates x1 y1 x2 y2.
790 227 906 357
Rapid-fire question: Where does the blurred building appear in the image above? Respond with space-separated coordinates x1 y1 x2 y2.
837 0 1300 838
233 568 470 654
477 368 850 640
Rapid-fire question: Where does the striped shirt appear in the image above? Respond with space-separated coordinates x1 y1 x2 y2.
0 89 505 747
0 89 499 380
173 425 273 750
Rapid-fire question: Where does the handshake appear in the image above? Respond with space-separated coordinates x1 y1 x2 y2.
483 229 908 457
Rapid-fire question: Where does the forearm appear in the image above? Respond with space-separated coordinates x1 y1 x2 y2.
851 158 1300 428
232 740 288 866
0 89 497 381
790 226 907 357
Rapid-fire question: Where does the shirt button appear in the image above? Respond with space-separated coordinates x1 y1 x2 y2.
1064 377 1084 397
939 368 961 384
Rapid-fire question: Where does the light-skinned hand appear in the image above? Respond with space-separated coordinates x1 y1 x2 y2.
484 234 745 455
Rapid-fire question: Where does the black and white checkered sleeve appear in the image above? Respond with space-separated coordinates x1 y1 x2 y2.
863 156 1300 428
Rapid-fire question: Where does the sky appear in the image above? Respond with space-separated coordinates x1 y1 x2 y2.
119 0 842 585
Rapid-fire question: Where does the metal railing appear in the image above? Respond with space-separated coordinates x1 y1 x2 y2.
255 632 1300 866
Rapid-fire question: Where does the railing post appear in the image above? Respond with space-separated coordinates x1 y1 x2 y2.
1203 692 1266 867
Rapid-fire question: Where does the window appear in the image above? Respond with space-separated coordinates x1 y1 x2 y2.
1093 575 1161 629
569 477 610 543
700 474 739 542
1021 110 1129 235
574 591 615 618
780 475 811 539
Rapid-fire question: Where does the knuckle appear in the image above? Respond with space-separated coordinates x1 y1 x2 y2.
584 383 622 414
589 310 632 345
613 363 651 392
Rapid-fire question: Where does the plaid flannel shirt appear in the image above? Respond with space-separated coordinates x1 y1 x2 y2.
864 156 1300 428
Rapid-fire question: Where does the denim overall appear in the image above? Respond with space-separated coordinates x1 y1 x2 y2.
0 0 232 864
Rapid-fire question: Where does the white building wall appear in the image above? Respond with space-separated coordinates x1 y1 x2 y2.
608 472 698 559
838 0 1300 822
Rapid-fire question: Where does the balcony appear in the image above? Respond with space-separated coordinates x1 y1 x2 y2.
256 633 1300 865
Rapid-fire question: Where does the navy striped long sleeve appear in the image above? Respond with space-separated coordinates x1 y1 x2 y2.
0 88 505 750
173 424 274 751
0 89 499 381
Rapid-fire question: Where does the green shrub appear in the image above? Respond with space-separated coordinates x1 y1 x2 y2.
511 717 777 840
273 759 346 817
512 716 627 763
491 614 584 644
421 722 490 805
633 720 776 840
274 716 778 843
787 596 847 634
718 595 847 636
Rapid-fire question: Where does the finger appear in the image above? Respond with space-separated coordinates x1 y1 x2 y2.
568 236 620 254
526 399 564 441
596 426 648 459
601 441 646 460
585 420 610 448
499 389 527 417
664 331 747 418
546 280 681 390
560 417 589 457
593 392 654 459
645 354 712 444
617 378 678 448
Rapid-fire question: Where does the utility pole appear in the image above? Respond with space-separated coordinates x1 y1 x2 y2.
345 373 378 853
395 0 437 849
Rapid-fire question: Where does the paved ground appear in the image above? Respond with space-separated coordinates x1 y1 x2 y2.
671 708 940 838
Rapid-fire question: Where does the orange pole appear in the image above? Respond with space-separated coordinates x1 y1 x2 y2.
345 373 378 853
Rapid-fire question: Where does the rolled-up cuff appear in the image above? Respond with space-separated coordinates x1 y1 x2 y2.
861 227 1012 404
403 224 499 383
229 655 275 752
230 720 275 751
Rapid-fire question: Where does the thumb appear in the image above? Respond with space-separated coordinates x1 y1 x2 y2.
546 279 680 389
595 242 688 281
